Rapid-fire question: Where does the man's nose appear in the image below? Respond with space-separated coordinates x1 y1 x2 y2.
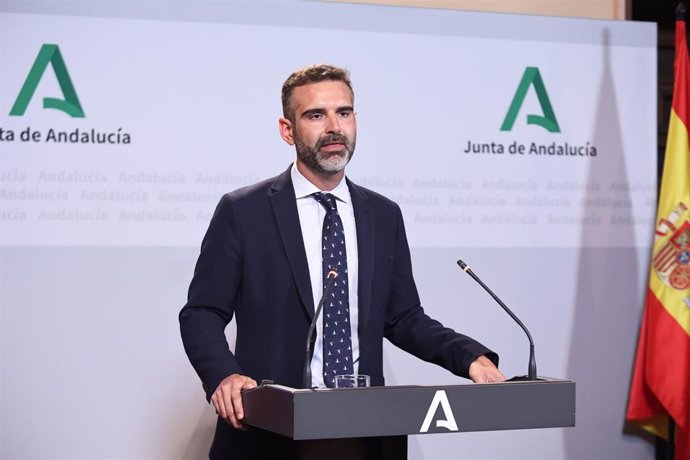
325 114 342 133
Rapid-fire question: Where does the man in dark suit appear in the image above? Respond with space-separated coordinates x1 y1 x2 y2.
180 64 505 459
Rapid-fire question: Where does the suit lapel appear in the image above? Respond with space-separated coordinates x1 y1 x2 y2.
348 179 375 334
269 167 315 319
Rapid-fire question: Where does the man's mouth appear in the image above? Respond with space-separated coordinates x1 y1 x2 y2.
319 136 347 152
321 142 345 151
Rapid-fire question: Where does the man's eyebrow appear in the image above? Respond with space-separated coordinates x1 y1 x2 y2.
300 108 326 118
300 106 354 118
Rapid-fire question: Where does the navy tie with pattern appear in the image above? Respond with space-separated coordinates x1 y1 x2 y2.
313 192 354 387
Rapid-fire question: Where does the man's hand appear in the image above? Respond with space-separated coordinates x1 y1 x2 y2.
211 374 257 430
468 355 506 383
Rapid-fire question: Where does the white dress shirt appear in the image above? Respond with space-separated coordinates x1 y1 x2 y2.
291 163 360 388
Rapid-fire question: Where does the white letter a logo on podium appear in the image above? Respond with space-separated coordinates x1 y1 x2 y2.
419 390 459 433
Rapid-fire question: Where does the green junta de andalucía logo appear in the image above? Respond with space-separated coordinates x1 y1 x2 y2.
501 67 559 133
10 44 85 118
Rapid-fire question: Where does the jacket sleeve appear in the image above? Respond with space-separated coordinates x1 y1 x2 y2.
179 193 244 401
383 205 498 378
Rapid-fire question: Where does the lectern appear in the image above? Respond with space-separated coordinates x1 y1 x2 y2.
242 378 575 459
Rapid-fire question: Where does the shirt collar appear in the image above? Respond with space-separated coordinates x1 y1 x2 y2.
291 162 350 204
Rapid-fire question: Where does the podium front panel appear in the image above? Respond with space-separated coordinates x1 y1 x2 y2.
242 379 575 440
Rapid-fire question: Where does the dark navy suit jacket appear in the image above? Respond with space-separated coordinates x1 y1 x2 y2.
180 166 497 459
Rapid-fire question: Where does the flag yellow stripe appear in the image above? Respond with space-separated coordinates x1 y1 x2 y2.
649 108 690 337
654 110 690 234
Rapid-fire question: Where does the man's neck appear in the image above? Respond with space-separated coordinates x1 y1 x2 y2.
295 159 345 191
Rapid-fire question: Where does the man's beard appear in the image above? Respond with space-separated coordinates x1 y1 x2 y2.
294 132 356 175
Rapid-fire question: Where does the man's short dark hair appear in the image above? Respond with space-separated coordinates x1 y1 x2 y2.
281 64 354 122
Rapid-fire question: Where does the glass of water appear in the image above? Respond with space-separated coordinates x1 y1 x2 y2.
334 374 371 388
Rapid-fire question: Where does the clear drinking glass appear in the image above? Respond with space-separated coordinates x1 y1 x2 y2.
334 374 371 388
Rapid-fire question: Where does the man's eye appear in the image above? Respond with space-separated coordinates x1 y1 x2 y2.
338 111 352 118
309 113 324 120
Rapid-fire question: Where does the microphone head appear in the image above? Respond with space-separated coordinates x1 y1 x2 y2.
456 259 467 270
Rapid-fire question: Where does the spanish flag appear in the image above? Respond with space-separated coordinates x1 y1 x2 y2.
626 11 690 460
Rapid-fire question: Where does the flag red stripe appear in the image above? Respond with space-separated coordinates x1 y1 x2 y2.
627 289 690 430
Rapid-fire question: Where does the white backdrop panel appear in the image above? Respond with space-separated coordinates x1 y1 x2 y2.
1 5 655 248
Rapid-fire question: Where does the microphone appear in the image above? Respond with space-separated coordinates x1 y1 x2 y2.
303 269 339 389
456 259 537 381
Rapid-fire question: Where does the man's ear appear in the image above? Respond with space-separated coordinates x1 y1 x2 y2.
278 117 295 145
